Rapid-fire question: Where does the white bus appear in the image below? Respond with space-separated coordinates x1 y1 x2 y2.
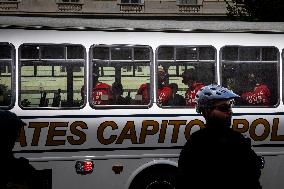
1 19 284 189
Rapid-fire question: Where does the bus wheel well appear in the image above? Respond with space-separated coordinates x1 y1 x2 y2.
129 164 178 189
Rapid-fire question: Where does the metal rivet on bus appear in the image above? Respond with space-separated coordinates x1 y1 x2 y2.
112 165 123 174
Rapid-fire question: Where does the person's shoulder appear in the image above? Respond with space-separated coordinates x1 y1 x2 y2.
191 127 245 140
139 83 148 88
189 128 212 142
196 83 205 88
96 82 111 88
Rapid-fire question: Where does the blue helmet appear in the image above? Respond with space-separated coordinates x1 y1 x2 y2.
195 84 240 113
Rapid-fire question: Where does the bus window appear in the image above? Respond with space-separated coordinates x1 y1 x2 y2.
0 43 14 108
221 46 279 107
90 45 152 108
19 44 85 109
157 45 216 108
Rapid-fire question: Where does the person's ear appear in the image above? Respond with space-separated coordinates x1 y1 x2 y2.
202 109 211 119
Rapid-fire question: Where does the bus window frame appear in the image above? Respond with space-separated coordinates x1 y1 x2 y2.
18 43 87 110
220 45 280 108
89 44 154 109
0 42 15 110
156 45 218 109
282 49 284 106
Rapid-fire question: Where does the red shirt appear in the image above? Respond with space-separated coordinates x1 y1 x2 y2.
92 82 112 105
185 83 205 107
158 86 172 106
241 84 271 105
137 83 150 105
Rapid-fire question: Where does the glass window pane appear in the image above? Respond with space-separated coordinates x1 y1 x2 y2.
67 45 84 59
41 45 65 59
221 46 279 107
0 44 11 59
0 44 13 107
262 47 278 61
134 47 150 60
0 62 12 106
111 47 132 60
199 47 215 60
121 0 129 3
93 47 109 60
222 47 238 61
157 45 216 108
239 47 260 61
176 47 197 60
37 66 53 76
158 46 174 60
90 45 152 107
19 44 85 108
20 45 39 59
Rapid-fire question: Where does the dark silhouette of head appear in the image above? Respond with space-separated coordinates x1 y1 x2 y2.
0 110 26 156
195 84 240 128
169 83 178 94
42 91 47 97
93 66 100 85
158 68 169 87
112 82 123 96
182 69 197 85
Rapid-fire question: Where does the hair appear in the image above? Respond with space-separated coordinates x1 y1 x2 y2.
182 69 197 81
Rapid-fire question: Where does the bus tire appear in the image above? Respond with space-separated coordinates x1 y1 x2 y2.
129 165 177 189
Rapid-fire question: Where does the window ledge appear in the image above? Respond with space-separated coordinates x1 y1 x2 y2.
177 4 202 13
117 3 144 12
56 2 83 12
0 0 20 11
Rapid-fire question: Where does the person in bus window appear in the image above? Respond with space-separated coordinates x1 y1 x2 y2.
178 84 263 189
110 81 127 105
39 91 49 107
181 69 204 107
0 110 39 189
241 72 271 105
92 67 112 105
52 88 61 107
81 85 85 102
168 83 185 106
157 68 172 106
136 83 150 105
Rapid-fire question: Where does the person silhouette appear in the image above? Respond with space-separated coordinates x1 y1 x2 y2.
92 67 112 105
181 69 204 107
178 84 263 189
52 88 61 107
39 91 49 107
157 68 172 106
241 72 271 105
0 110 38 189
110 81 127 105
168 83 185 106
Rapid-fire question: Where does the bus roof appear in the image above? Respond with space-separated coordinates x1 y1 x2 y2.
0 16 284 33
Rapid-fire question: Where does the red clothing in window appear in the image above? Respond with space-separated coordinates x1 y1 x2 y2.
185 83 205 107
241 84 271 105
92 82 112 105
158 86 172 106
137 83 150 105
